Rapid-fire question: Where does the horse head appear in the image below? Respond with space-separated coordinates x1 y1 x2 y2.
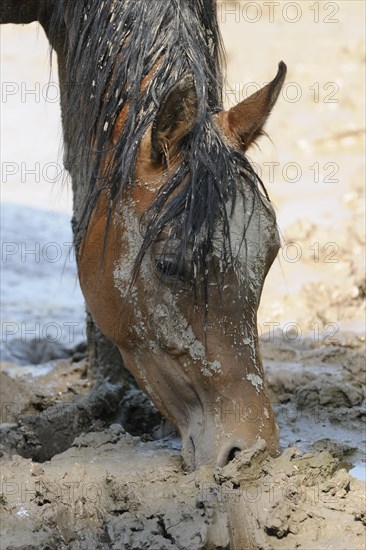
78 62 286 469
4 0 286 469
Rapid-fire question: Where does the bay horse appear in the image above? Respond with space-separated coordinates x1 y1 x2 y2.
1 0 286 470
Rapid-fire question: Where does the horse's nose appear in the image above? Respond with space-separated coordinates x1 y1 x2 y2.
216 439 245 467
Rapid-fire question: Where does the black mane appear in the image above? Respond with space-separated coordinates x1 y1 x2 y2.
49 0 268 297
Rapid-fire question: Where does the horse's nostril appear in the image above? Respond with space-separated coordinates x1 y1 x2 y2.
226 447 242 464
217 440 245 467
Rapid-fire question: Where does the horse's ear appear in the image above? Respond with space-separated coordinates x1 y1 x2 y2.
227 61 287 150
151 76 198 164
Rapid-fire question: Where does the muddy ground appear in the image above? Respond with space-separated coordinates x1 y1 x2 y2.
1 333 365 549
1 1 365 549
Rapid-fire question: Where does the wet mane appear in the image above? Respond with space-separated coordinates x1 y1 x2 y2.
49 0 268 296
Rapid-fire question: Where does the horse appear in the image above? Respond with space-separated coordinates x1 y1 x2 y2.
1 0 286 470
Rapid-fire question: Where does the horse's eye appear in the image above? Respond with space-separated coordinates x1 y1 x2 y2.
155 258 190 283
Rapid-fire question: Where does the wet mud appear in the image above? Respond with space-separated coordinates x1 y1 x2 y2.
1 331 365 549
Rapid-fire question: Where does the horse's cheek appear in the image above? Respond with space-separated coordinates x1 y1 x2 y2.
77 229 132 348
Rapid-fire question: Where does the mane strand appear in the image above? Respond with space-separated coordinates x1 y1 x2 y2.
48 0 268 298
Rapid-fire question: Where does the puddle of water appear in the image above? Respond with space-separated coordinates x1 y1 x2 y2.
275 404 365 476
336 458 366 481
348 463 366 482
4 361 59 378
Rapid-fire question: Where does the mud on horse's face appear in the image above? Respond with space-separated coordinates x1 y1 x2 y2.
79 63 286 470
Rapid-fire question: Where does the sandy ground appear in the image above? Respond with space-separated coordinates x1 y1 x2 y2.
1 1 365 548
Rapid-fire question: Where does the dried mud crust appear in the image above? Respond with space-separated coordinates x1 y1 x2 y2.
0 435 365 550
261 332 365 462
0 333 365 550
0 358 162 463
215 441 365 550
